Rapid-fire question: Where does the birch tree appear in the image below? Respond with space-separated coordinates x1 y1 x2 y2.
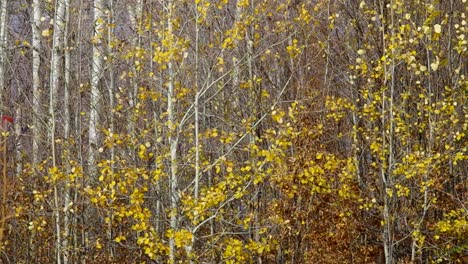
62 0 71 262
165 1 178 262
126 0 143 141
49 0 66 263
0 0 465 263
89 0 104 176
31 0 41 165
0 0 7 114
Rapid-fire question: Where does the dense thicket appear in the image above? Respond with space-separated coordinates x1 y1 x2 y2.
0 0 466 263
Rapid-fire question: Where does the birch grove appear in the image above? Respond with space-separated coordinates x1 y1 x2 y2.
0 0 466 263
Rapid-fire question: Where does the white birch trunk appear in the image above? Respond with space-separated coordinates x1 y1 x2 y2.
379 1 393 262
0 0 7 114
89 0 104 176
166 1 178 262
62 0 71 262
32 0 42 165
232 2 241 111
30 0 40 258
126 0 143 150
50 0 66 262
194 0 201 210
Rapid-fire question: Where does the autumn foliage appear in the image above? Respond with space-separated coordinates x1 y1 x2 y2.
0 0 466 263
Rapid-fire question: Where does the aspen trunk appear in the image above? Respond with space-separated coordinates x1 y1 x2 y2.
106 0 116 259
49 0 66 263
0 0 7 114
63 0 71 262
31 0 42 165
30 0 41 259
378 1 393 263
166 1 179 262
89 0 104 176
126 0 143 144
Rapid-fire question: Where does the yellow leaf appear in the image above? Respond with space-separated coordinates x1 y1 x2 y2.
114 235 126 243
41 29 50 37
96 239 102 249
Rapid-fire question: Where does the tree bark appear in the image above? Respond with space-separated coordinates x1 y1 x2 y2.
166 1 178 262
62 0 71 262
89 0 104 176
0 0 7 114
31 0 42 165
49 0 66 262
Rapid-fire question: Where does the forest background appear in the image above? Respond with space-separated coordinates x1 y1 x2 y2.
0 0 466 263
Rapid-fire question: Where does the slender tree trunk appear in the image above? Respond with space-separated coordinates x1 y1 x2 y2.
30 0 41 259
50 0 66 262
62 0 71 262
148 0 162 238
127 0 143 145
76 1 85 260
323 0 332 97
106 0 115 259
0 0 7 114
14 108 21 172
379 0 393 262
89 0 104 176
194 0 200 207
32 0 42 165
232 2 241 111
166 1 178 262
107 0 115 178
0 126 8 244
412 11 435 262
387 6 396 264
187 1 201 261
245 2 262 264
0 7 8 247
